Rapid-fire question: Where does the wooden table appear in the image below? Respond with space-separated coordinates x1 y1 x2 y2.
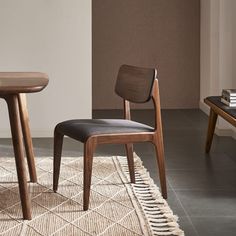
0 72 48 220
204 96 236 153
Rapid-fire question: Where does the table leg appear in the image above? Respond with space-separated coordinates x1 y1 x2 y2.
205 108 218 153
6 95 32 220
18 94 37 183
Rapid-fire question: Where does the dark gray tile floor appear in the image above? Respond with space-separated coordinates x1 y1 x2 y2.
1 109 236 236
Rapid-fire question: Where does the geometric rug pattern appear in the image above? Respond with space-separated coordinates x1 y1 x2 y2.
0 155 184 235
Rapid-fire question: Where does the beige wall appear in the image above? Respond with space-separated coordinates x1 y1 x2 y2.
93 0 200 109
0 0 91 137
200 0 236 138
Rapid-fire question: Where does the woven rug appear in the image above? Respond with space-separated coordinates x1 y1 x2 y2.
0 154 184 236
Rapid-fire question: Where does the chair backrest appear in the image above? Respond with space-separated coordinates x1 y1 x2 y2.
115 65 156 103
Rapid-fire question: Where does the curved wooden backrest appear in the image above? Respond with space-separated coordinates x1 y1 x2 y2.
115 65 156 103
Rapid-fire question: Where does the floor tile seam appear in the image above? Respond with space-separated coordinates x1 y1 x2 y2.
166 178 200 236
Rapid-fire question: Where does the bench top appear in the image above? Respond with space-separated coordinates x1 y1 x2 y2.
204 96 236 126
0 72 48 94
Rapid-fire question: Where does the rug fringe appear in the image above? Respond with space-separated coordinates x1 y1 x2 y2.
117 154 185 236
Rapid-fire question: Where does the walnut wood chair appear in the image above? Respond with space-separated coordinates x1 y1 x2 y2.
53 64 167 210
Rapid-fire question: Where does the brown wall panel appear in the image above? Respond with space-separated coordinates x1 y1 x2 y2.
92 0 200 109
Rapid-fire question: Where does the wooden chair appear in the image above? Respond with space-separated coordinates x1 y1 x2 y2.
53 64 167 210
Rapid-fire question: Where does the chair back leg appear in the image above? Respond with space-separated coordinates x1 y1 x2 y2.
125 143 135 183
53 130 64 192
153 134 167 199
83 139 96 210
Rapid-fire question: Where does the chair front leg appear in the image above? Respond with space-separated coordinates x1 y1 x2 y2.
53 129 64 192
125 143 135 183
83 139 96 211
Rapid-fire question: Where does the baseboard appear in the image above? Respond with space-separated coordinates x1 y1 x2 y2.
199 100 236 140
215 127 234 136
199 100 209 115
232 130 236 139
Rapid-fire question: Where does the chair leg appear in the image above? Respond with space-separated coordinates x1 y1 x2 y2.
83 139 95 211
6 95 32 220
125 143 135 183
153 134 167 199
53 129 64 192
205 108 218 153
18 94 37 183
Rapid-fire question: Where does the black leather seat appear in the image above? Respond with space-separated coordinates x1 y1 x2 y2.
56 119 154 142
206 96 236 118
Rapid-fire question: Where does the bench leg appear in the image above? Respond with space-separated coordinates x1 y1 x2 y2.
205 108 218 153
18 94 37 183
6 95 32 220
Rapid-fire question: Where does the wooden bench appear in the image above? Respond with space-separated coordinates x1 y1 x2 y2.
0 72 48 220
204 96 236 153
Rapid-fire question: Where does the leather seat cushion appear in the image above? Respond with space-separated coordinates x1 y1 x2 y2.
206 96 236 119
55 119 154 142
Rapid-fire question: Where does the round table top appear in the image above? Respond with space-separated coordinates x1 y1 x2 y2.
0 72 49 94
